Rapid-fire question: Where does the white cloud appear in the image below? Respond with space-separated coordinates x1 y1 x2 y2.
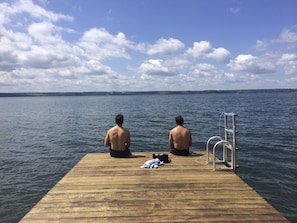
13 0 73 22
78 28 132 60
228 54 276 74
191 63 242 84
187 41 230 63
187 41 213 58
0 29 33 71
256 24 297 51
191 63 218 77
80 60 115 76
208 48 231 63
28 21 62 44
228 7 240 14
189 63 259 88
254 40 269 51
279 53 297 61
0 2 11 26
0 0 129 92
137 56 190 78
278 53 297 75
147 38 185 55
0 0 296 92
138 59 178 77
278 28 297 43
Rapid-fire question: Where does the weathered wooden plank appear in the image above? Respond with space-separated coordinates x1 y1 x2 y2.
20 152 289 222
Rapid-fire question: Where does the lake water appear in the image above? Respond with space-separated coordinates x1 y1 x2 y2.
0 91 296 222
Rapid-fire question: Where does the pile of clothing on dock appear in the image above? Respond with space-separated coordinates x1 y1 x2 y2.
140 154 171 168
140 158 165 168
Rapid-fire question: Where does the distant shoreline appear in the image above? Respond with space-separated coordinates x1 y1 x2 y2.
0 89 296 97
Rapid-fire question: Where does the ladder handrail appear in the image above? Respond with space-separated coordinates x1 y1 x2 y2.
206 113 238 171
206 136 223 163
213 140 234 170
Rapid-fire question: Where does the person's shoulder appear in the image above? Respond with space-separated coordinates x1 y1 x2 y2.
180 126 190 132
185 127 191 133
108 126 117 132
122 126 130 132
170 127 178 132
183 126 190 130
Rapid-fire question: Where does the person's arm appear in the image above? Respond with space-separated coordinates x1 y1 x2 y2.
126 131 131 148
169 131 174 149
104 131 110 147
189 130 192 147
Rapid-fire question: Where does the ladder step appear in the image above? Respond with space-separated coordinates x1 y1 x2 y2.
225 129 234 134
224 113 237 116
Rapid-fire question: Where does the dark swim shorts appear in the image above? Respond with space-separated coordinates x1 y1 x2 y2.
110 148 132 158
170 148 190 156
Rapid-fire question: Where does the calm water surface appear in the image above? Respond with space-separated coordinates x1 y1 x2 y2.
0 91 296 222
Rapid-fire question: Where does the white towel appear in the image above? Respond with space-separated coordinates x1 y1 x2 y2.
140 158 165 168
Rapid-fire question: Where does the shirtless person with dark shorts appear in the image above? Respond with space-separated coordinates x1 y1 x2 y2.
104 114 131 157
169 115 192 156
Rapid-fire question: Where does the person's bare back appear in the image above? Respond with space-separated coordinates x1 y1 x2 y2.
169 115 192 156
104 114 131 157
105 125 130 151
169 125 192 150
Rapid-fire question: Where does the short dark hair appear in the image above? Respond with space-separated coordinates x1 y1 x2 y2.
175 115 184 125
115 114 124 125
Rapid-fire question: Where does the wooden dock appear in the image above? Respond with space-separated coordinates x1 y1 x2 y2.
20 152 288 222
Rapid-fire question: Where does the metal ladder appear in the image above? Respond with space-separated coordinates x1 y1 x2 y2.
206 113 238 171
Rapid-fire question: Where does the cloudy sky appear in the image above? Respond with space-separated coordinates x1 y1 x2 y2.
0 0 296 92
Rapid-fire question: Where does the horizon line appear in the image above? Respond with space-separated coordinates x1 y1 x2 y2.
0 88 296 97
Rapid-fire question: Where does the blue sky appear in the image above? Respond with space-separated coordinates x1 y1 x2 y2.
0 0 296 92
